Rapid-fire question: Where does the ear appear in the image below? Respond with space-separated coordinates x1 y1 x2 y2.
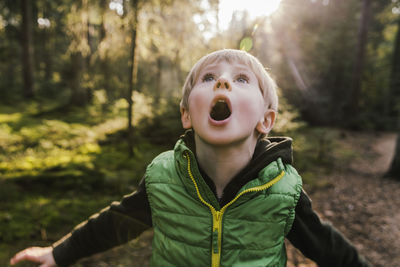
180 106 192 129
256 109 276 135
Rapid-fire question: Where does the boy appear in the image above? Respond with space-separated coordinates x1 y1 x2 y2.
10 49 370 266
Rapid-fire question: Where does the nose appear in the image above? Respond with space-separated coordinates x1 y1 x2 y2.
214 77 231 91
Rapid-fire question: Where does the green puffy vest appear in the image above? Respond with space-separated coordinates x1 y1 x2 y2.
145 139 302 267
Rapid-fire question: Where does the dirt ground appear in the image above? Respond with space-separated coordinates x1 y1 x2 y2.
77 131 399 267
287 131 399 267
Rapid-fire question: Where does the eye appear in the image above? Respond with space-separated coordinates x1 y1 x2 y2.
202 73 215 82
236 74 249 83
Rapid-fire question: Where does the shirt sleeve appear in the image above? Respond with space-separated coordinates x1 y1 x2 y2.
286 190 371 267
52 178 152 266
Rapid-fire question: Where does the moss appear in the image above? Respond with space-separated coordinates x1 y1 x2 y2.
0 98 160 265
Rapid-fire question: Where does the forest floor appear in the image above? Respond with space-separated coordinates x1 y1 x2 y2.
75 131 399 267
286 131 399 267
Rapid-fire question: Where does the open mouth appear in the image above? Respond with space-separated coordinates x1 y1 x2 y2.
210 98 231 121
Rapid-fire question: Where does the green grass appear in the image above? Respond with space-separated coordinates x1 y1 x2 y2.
0 98 167 266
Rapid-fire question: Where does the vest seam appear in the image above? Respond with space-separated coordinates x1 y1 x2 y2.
226 193 295 211
144 176 156 226
265 192 298 197
284 173 302 235
153 210 210 218
152 250 179 266
154 226 210 248
146 181 184 185
222 241 283 251
146 181 201 201
223 216 287 223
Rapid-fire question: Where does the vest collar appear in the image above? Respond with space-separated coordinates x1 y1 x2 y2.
173 131 289 210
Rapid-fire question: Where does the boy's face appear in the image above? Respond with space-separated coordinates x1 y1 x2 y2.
181 60 275 146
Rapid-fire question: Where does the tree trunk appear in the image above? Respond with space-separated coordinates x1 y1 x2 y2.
21 0 35 98
85 0 92 68
68 0 90 106
69 52 87 106
346 0 371 121
388 18 400 119
384 18 400 179
100 0 111 99
386 133 400 179
127 0 139 157
154 56 162 107
43 28 53 82
174 49 184 86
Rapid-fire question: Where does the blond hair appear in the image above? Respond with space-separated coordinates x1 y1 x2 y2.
180 49 278 111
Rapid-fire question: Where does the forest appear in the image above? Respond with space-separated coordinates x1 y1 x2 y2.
1 0 400 266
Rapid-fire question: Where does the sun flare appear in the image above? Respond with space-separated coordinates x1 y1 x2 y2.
219 0 282 30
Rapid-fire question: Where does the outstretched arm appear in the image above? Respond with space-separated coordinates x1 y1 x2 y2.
10 246 56 267
287 190 371 267
10 178 152 266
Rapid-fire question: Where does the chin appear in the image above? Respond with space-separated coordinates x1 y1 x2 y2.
197 132 255 147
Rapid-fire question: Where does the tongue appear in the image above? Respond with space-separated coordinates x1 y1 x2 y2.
210 101 231 121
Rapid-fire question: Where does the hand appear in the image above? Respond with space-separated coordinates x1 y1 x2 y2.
10 246 56 267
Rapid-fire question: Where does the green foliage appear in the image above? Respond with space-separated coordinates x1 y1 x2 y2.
0 100 165 266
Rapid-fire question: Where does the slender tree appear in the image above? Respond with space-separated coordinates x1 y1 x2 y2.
69 52 86 105
385 17 400 180
154 53 163 107
385 133 400 179
99 0 111 99
127 0 140 157
346 0 371 122
388 17 400 119
68 0 90 106
39 3 54 82
21 0 35 98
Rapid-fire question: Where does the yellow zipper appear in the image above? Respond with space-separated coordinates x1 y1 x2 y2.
184 151 285 267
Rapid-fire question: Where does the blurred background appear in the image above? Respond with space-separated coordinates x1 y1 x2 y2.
0 0 399 266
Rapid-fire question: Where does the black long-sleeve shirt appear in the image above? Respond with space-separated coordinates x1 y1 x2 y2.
52 134 370 266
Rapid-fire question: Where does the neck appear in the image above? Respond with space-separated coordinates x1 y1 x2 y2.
194 134 258 198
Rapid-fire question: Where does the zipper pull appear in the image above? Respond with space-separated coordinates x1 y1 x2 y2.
212 228 219 253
